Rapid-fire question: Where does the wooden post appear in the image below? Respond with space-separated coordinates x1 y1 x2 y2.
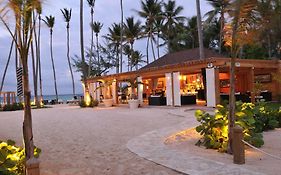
249 67 255 103
233 126 245 164
215 67 221 105
26 158 40 175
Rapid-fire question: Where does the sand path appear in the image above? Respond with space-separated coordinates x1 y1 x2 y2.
0 105 185 175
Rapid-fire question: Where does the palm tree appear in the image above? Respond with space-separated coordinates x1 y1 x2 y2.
61 8 76 98
104 23 122 73
196 0 205 59
124 17 142 71
1 0 42 160
136 0 162 63
162 0 186 53
91 21 103 65
227 0 257 154
120 0 124 73
37 10 43 103
43 15 59 102
153 17 164 59
205 0 230 54
131 50 145 70
87 0 96 76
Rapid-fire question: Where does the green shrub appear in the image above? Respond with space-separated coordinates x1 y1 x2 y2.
0 140 41 175
254 103 280 132
2 103 24 112
79 100 87 108
195 102 264 152
79 99 99 108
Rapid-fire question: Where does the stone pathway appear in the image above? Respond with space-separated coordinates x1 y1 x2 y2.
127 108 264 175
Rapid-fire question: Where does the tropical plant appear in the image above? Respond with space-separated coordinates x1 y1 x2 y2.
87 0 96 76
196 0 205 59
61 8 76 98
131 50 145 70
254 102 280 132
136 0 162 63
104 23 122 73
205 0 230 54
162 0 186 53
224 0 256 153
122 78 142 100
124 17 142 71
0 140 41 175
91 21 103 66
43 15 59 102
120 0 124 73
0 0 42 160
195 102 264 152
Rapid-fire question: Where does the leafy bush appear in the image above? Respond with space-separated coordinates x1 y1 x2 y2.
254 103 280 132
0 140 41 175
2 103 24 112
195 102 264 152
79 99 99 108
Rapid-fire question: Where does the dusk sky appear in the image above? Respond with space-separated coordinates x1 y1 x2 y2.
0 0 212 96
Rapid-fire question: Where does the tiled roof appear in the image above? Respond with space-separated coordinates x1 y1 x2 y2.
141 48 224 70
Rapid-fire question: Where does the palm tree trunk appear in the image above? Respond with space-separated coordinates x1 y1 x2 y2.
146 36 150 64
157 31 160 59
50 30 58 102
219 11 225 54
130 43 134 71
116 45 120 74
37 15 43 103
21 48 35 160
150 34 156 61
31 36 39 107
67 25 76 97
32 12 40 108
120 0 124 73
196 0 205 59
88 7 94 76
0 38 14 95
96 33 100 65
267 34 271 59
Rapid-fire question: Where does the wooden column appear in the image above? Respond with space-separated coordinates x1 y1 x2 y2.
249 67 255 103
277 63 281 101
112 80 118 105
7 92 11 105
215 68 221 105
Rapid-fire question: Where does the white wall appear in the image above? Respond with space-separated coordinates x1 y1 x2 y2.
173 72 181 106
137 77 143 106
206 68 216 107
165 73 173 106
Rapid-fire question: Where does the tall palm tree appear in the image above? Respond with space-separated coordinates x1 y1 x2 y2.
104 23 122 73
196 0 205 59
153 17 164 59
91 21 103 65
205 0 230 54
87 0 96 76
124 17 142 71
37 10 43 103
61 8 76 98
131 50 145 70
136 0 162 63
43 15 59 102
120 0 124 73
1 0 42 160
227 0 257 154
162 0 186 53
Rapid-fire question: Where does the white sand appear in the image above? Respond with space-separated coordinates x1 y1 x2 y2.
0 105 185 175
165 127 281 175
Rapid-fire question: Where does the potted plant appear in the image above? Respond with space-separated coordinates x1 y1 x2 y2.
124 78 142 109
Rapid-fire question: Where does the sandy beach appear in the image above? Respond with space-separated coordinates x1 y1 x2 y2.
0 105 185 175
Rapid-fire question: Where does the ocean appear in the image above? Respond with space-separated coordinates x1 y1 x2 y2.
0 94 82 103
